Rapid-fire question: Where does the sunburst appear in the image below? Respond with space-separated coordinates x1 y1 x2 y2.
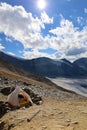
37 0 46 10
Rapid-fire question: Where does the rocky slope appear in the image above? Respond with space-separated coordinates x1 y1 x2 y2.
0 57 87 130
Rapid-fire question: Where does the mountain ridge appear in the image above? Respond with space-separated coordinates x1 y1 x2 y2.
0 51 87 78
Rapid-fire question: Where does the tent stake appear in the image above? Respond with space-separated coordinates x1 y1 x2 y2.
27 110 41 122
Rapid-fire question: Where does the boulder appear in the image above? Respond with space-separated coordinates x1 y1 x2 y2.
0 87 11 95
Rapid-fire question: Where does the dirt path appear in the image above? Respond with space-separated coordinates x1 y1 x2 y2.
1 98 87 130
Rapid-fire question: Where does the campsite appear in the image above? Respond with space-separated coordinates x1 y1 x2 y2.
0 0 87 129
0 51 87 130
0 74 87 130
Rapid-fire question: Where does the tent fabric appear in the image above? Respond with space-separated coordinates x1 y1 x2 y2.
7 86 33 107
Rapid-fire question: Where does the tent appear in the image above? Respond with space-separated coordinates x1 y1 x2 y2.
7 86 33 107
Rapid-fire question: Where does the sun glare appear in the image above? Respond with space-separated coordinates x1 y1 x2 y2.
37 0 46 10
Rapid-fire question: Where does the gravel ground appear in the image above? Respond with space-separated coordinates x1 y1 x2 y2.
0 76 86 101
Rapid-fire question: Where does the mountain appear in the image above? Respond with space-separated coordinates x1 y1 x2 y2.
73 58 87 73
0 51 87 78
0 56 60 89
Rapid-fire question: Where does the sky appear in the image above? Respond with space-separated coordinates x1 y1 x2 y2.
0 0 87 61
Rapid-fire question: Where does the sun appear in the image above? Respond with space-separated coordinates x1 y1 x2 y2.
37 0 46 10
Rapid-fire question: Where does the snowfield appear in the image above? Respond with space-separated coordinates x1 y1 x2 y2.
49 78 87 97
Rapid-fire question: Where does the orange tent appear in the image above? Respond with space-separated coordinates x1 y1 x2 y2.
7 86 33 107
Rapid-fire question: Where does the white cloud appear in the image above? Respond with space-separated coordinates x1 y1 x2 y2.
41 11 53 24
77 17 84 26
23 49 52 59
84 8 87 13
5 37 13 42
0 43 5 50
0 3 87 61
7 51 15 56
0 2 53 49
50 19 87 59
49 18 87 60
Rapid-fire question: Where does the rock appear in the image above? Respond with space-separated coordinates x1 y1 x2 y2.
0 85 43 117
0 101 12 118
66 119 78 126
1 87 11 95
53 108 57 110
42 126 47 130
23 82 31 86
82 111 87 114
0 121 5 130
27 119 31 122
36 100 43 105
8 124 15 130
71 120 78 125
32 96 42 102
66 119 71 122
58 111 63 114
23 87 43 105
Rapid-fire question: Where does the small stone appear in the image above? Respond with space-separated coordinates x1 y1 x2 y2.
66 119 71 122
38 100 43 105
81 110 87 114
58 111 63 114
53 108 57 110
27 119 31 122
8 124 14 129
50 113 54 117
71 120 78 125
0 121 5 130
42 126 47 130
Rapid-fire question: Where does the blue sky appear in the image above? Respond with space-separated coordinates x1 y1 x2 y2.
0 0 87 61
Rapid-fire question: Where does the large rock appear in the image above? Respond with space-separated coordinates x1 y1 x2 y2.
23 87 43 105
0 87 11 95
0 101 11 118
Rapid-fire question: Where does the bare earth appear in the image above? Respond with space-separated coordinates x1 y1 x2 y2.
0 67 87 130
1 97 87 130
